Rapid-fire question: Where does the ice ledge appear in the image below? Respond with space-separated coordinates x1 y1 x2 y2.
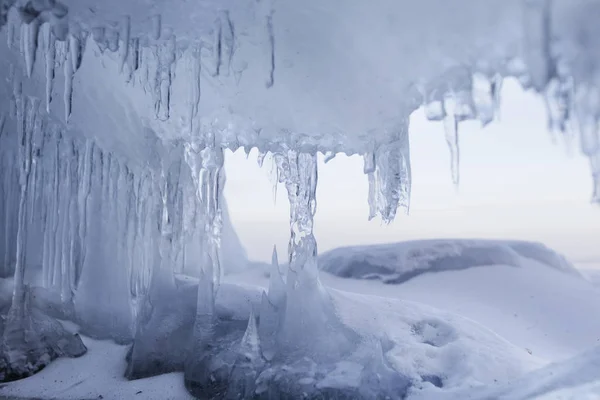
0 1 562 156
1 0 600 207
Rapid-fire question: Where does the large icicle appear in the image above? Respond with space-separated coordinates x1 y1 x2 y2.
23 19 40 78
9 96 36 315
273 150 360 361
363 122 412 223
184 130 224 340
258 245 286 360
274 150 319 276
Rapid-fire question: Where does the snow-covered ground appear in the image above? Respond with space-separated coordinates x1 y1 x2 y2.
2 240 600 399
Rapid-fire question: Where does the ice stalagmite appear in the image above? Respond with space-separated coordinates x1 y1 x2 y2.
267 246 286 304
226 308 265 398
258 245 286 360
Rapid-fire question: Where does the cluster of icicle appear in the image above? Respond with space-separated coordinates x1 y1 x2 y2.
0 87 216 342
418 0 600 205
6 1 600 226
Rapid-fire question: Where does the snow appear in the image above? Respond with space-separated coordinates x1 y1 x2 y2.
241 257 600 364
0 274 540 399
2 239 600 398
0 334 194 400
3 248 597 399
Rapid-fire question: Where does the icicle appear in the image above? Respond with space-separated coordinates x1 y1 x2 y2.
106 25 119 52
443 94 460 187
219 10 235 76
472 72 495 126
423 100 445 121
523 0 552 91
7 13 15 48
9 95 36 318
68 34 79 72
28 110 43 225
363 152 377 220
63 41 74 121
59 137 74 303
364 124 412 223
363 152 376 174
43 23 55 113
188 43 202 134
3 152 15 274
50 132 62 287
323 151 336 163
591 152 600 204
199 141 224 287
131 37 140 72
155 32 176 121
273 150 319 275
77 141 93 281
211 16 222 76
573 84 600 203
185 131 225 341
92 26 107 53
257 150 267 168
492 74 503 120
23 19 40 78
544 73 574 141
120 16 131 72
265 13 275 88
151 14 161 41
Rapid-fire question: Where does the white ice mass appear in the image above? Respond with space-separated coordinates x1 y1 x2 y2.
0 0 600 398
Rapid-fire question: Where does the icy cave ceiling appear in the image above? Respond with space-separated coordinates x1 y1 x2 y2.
1 0 600 219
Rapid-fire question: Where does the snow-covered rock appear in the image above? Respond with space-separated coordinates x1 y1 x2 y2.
319 239 580 284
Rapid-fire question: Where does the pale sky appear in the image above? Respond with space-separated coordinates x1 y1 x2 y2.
224 79 600 264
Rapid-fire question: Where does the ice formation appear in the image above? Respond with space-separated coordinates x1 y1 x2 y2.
0 0 600 398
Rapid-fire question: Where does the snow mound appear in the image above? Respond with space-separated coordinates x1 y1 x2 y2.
319 239 579 284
